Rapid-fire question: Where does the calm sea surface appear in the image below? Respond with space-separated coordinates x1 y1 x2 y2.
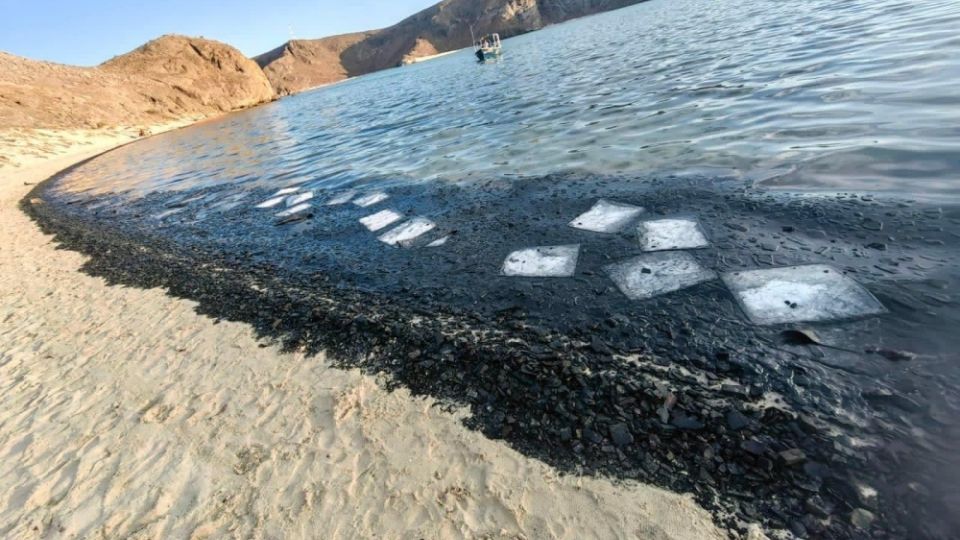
56 0 960 200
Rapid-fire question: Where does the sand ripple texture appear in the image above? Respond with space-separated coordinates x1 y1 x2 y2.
0 137 722 540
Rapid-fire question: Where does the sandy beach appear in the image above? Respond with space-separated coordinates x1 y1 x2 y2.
0 129 724 539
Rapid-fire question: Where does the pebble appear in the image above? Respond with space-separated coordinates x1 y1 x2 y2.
778 448 806 465
609 422 634 447
727 409 751 431
850 508 876 529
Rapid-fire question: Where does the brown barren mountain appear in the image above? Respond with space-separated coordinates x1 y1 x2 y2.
0 35 274 130
255 32 374 96
256 0 647 95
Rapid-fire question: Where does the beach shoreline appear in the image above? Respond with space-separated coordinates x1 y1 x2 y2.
0 127 724 539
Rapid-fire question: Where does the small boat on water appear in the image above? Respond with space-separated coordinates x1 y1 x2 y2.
474 33 502 63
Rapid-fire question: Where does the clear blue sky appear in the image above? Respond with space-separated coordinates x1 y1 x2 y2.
0 0 438 66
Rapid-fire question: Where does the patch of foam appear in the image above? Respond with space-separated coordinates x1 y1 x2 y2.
360 209 403 231
427 236 449 248
285 191 313 206
637 218 709 251
353 191 389 207
273 187 300 196
722 264 887 325
378 217 436 246
605 252 716 300
502 245 580 277
569 199 644 233
325 190 357 206
275 203 311 218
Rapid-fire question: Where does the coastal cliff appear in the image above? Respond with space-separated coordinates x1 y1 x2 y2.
0 35 274 130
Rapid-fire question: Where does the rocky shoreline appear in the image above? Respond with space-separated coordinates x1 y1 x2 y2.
24 168 960 538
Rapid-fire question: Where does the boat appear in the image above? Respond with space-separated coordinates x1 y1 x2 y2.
474 33 502 63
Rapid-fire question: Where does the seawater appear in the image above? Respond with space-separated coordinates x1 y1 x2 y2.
53 0 960 200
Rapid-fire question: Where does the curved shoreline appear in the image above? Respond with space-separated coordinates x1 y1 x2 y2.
0 132 723 539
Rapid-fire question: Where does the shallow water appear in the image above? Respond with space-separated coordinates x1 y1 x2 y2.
53 0 960 200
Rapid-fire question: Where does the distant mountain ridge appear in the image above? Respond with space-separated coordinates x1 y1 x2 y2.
255 0 648 95
0 35 274 130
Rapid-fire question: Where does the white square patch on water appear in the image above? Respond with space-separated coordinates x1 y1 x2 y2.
637 218 710 251
285 191 313 206
379 217 436 246
353 191 389 207
360 209 402 231
273 187 300 196
502 245 580 277
605 252 716 300
325 190 356 206
275 203 311 218
256 196 286 209
722 265 887 325
569 199 644 233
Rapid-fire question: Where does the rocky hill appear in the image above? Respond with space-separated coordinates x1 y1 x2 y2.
256 0 647 95
0 35 275 130
255 32 374 96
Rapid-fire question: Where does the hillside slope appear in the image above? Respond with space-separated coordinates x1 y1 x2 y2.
256 0 647 95
0 35 275 130
255 32 374 96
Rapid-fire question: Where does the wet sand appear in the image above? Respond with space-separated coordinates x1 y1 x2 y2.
0 131 723 539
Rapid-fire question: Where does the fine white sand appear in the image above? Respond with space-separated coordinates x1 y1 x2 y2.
0 128 725 539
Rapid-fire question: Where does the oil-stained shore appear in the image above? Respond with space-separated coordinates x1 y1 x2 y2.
24 169 960 539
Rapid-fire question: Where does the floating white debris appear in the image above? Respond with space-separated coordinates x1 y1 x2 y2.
502 245 580 277
273 187 300 196
285 191 314 206
569 199 644 233
360 209 402 231
325 190 357 206
427 236 449 248
256 196 286 209
379 217 436 247
353 191 389 207
722 264 887 325
605 252 716 300
276 203 311 218
638 218 710 251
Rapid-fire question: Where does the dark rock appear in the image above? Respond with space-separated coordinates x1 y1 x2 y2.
609 422 634 447
865 242 887 250
726 409 751 431
778 448 806 465
741 439 767 456
590 336 613 355
670 411 704 430
805 495 833 518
